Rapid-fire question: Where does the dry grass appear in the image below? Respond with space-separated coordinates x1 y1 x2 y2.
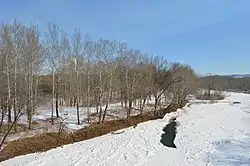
0 113 153 162
0 124 27 136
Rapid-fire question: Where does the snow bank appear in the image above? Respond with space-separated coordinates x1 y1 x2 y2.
1 92 250 166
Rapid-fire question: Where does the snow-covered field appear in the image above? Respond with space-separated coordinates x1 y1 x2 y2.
3 98 157 142
1 92 250 166
32 98 156 130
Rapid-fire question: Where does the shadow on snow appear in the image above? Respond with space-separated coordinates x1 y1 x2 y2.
208 133 250 166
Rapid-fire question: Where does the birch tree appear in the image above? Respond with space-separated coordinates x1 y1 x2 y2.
23 24 44 129
81 38 93 123
1 24 13 125
102 40 119 122
72 28 84 125
45 23 65 124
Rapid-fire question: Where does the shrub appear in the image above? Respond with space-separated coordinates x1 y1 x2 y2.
196 90 225 100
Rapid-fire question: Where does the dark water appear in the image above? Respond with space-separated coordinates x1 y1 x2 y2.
160 117 179 149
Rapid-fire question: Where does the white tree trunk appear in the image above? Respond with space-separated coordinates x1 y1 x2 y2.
51 66 55 125
75 58 80 125
13 56 17 131
102 72 113 121
87 63 90 123
98 69 103 123
6 54 11 125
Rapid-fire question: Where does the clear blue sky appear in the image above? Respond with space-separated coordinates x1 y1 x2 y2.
1 0 250 75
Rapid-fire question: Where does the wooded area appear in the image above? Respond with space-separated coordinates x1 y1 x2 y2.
0 20 247 150
199 75 250 92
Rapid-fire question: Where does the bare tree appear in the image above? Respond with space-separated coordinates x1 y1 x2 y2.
0 20 44 146
72 28 84 125
0 24 13 125
147 56 184 117
82 38 94 123
168 63 197 107
45 23 67 123
102 40 119 122
23 24 44 129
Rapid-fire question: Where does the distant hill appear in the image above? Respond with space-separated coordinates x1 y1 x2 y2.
197 74 250 92
223 74 250 78
199 74 250 78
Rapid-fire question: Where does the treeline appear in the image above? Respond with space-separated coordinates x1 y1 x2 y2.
198 75 250 92
0 20 198 131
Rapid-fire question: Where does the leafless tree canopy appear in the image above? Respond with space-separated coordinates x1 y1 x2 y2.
0 20 199 147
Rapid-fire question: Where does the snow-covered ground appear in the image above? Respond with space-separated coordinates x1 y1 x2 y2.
1 92 250 166
2 97 159 142
32 98 156 130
